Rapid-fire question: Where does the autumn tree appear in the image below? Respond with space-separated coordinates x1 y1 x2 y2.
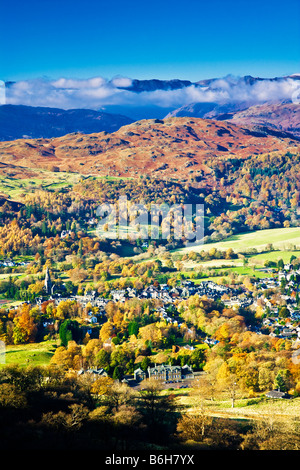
12 305 37 344
91 376 114 397
177 406 212 443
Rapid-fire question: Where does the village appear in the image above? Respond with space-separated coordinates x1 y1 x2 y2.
36 259 300 346
2 251 299 393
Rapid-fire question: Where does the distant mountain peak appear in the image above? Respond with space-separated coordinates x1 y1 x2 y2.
116 78 194 93
0 105 133 141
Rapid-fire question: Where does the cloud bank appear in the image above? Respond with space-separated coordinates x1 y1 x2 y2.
4 75 300 112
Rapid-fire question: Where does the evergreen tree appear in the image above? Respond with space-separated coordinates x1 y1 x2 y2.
112 365 123 381
141 356 151 371
128 321 139 337
78 239 83 257
277 259 284 270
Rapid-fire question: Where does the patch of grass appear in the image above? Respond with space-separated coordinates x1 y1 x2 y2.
0 170 81 199
248 250 300 264
176 228 300 255
213 266 273 278
178 393 300 420
1 340 57 367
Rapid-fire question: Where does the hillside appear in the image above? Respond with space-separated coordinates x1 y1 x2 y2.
166 101 250 120
176 227 300 254
167 101 300 140
228 101 300 139
0 105 133 141
0 117 299 180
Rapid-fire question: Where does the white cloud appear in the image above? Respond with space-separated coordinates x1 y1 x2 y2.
111 77 132 88
52 77 107 89
4 75 300 112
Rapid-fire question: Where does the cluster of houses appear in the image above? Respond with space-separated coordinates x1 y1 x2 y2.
251 263 300 339
35 255 300 396
262 318 300 339
60 230 72 239
109 280 239 304
44 279 242 328
0 259 29 268
36 257 300 345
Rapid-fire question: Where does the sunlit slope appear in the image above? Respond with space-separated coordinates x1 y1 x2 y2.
176 227 300 254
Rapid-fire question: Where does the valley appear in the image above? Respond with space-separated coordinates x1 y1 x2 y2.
0 111 299 452
2 0 300 452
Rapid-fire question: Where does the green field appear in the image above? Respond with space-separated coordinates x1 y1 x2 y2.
176 227 300 255
1 340 57 367
248 250 300 264
213 266 273 278
0 170 81 199
0 172 136 200
178 393 300 421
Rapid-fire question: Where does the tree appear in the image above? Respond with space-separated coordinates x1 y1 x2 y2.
225 248 235 260
49 346 73 370
138 323 163 348
28 280 45 296
59 319 81 347
82 338 102 367
99 321 114 343
110 404 143 445
0 383 27 408
140 356 151 371
41 404 89 432
279 306 289 318
128 321 139 337
56 300 79 320
112 365 123 381
216 363 241 407
105 381 134 412
49 341 82 370
277 259 284 270
190 348 206 370
13 307 37 344
91 376 114 397
242 408 300 450
177 406 212 442
96 349 111 370
137 378 177 440
274 369 292 392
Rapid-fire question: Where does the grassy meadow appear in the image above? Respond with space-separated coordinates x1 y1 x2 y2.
0 170 81 199
176 227 300 255
0 340 57 368
176 391 300 421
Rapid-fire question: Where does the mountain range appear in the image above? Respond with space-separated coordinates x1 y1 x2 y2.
0 105 133 141
1 74 300 141
167 100 300 139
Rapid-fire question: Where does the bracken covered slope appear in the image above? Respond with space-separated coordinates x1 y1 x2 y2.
228 101 300 139
0 117 299 180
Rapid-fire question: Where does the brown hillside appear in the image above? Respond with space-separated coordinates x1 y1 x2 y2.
229 101 300 139
0 117 299 180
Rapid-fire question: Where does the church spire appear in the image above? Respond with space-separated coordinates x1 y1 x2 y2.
44 266 52 294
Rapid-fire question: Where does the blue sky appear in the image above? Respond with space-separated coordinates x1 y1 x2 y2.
1 0 300 81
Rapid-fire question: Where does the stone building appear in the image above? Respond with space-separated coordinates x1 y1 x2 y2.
147 364 183 381
44 267 52 295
